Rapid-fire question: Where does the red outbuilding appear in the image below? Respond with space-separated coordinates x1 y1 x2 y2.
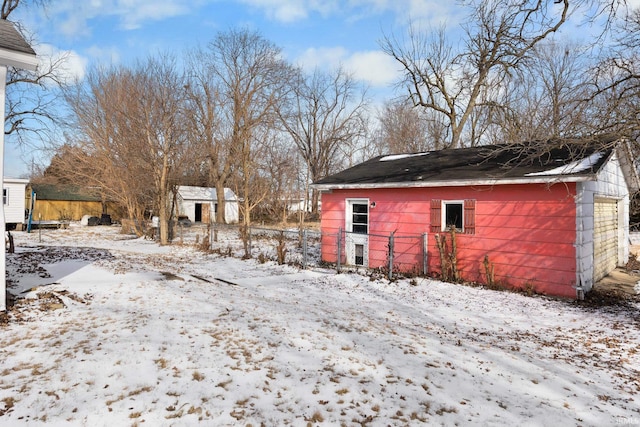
312 137 640 299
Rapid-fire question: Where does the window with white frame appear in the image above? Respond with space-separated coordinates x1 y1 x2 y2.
3 188 7 205
430 199 476 234
351 202 369 234
444 201 464 231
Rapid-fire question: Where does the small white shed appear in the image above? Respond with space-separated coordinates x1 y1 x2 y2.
3 177 28 230
177 186 239 224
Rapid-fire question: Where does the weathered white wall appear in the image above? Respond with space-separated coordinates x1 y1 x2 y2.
576 150 630 293
3 179 27 225
178 199 239 224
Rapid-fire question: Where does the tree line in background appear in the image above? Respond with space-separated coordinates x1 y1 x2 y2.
39 28 370 244
4 0 640 244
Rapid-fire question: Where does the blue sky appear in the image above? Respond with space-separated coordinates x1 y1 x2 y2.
5 0 638 178
6 0 464 178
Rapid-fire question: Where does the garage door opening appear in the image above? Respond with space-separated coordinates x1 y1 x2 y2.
593 198 619 283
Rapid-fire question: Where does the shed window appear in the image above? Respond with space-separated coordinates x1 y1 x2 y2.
431 199 476 234
444 202 463 230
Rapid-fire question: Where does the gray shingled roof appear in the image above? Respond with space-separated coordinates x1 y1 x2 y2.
313 136 619 189
0 19 36 55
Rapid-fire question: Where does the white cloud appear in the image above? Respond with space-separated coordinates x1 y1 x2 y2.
51 0 196 37
240 0 309 22
238 0 339 22
297 46 347 71
236 0 457 25
627 0 640 10
35 44 88 85
344 50 399 87
117 1 191 30
297 46 399 88
335 0 460 28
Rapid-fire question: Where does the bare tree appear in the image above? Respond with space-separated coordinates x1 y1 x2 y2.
2 0 72 152
589 6 640 138
486 41 593 144
62 66 153 233
381 0 571 148
373 99 447 154
259 135 301 223
206 29 295 230
183 46 230 222
1 0 49 23
64 57 187 244
279 67 368 213
133 56 187 245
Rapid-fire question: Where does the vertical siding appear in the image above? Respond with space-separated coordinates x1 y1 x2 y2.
593 199 618 282
33 201 104 221
575 151 630 292
320 183 578 298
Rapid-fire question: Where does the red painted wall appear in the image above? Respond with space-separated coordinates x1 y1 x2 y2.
320 183 577 298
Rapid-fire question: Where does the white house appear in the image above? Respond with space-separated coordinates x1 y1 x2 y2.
3 178 28 230
1 20 38 311
177 186 239 224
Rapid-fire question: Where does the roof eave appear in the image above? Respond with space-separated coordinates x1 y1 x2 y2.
3 177 29 184
311 175 595 191
0 47 38 71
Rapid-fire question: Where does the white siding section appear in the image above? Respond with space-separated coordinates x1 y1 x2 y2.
3 178 28 225
176 186 239 224
576 151 630 293
593 199 618 282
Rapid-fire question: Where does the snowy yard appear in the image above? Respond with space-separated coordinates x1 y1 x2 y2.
1 223 639 426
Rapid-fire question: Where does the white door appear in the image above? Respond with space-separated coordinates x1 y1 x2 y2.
593 198 619 282
346 200 369 267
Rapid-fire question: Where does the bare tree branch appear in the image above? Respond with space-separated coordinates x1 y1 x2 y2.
279 67 368 212
381 0 572 148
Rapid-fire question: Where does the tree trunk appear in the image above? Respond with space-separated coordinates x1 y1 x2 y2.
215 184 226 223
158 155 170 245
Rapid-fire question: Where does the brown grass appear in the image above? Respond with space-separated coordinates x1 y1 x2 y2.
0 396 16 416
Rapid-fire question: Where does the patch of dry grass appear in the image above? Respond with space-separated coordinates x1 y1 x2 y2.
0 396 16 416
105 386 153 407
154 358 169 369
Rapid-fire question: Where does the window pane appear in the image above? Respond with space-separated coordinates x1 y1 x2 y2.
353 224 368 234
353 214 368 224
355 244 364 265
350 202 368 234
352 204 368 214
445 203 463 230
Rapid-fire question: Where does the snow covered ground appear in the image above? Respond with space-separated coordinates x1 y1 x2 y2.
1 223 639 426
